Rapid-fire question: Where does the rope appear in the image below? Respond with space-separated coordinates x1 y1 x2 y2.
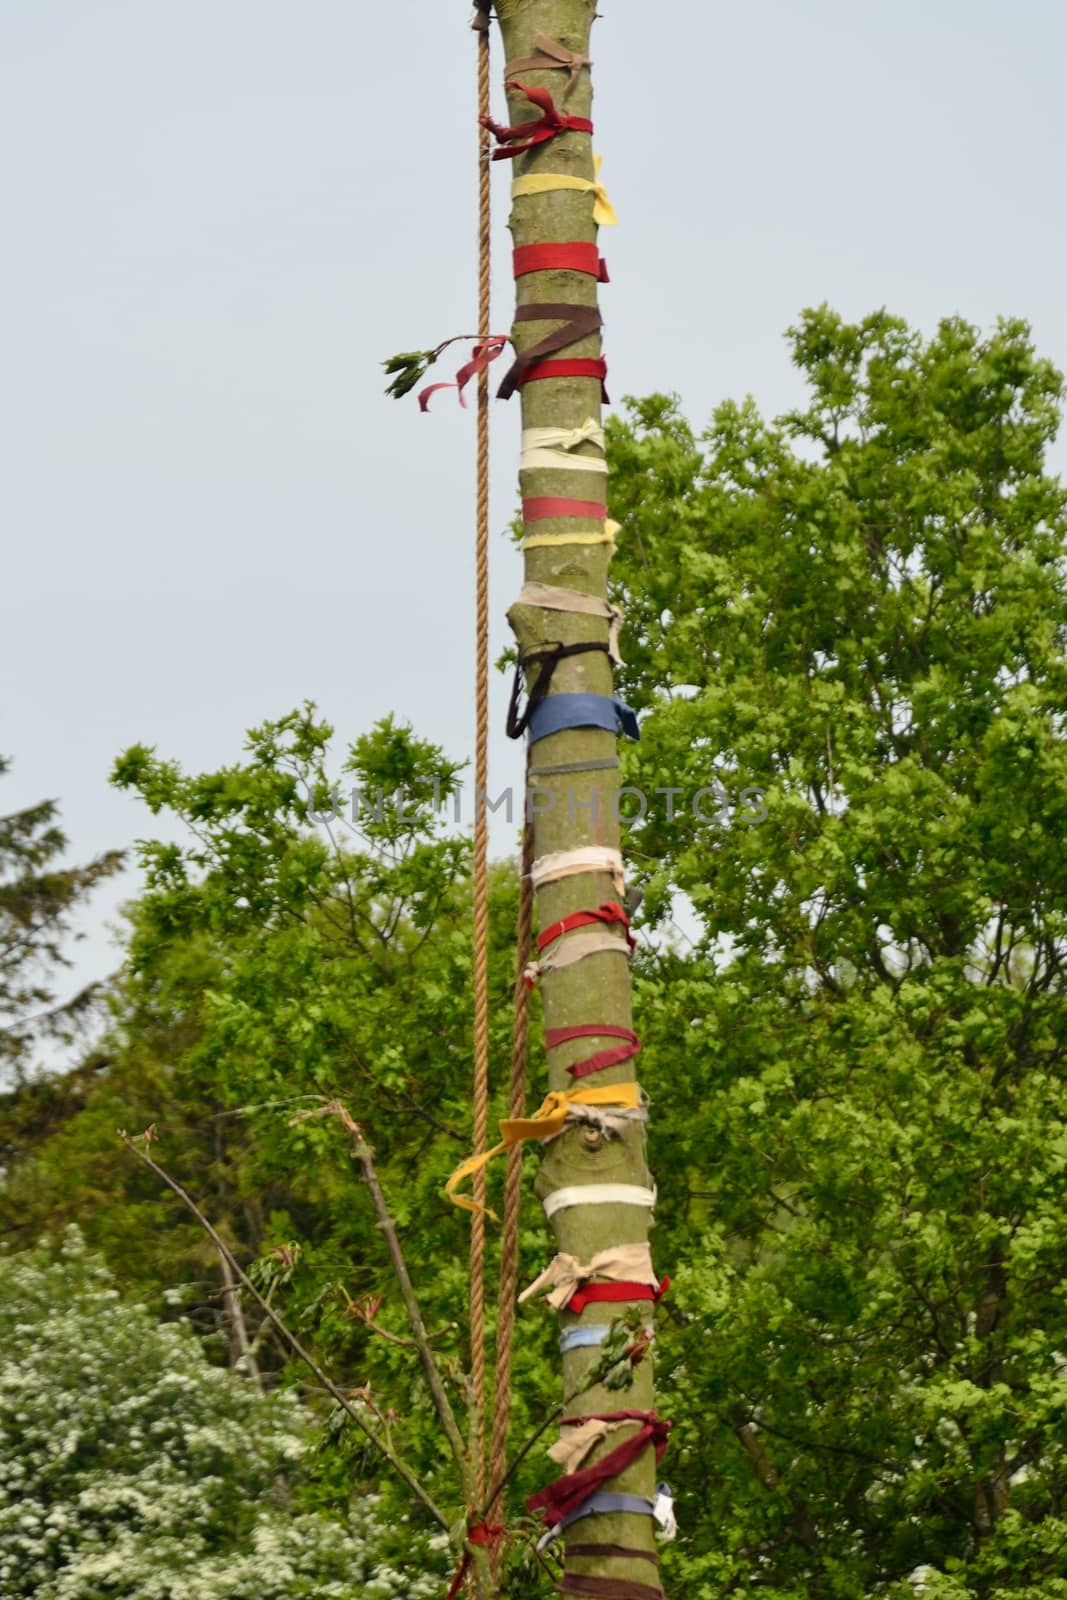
487 808 534 1565
468 8 492 1513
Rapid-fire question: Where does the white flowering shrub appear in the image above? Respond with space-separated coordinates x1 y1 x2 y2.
0 1230 448 1599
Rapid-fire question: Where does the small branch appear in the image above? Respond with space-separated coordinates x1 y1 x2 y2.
305 1103 474 1502
217 1244 263 1394
118 1131 449 1532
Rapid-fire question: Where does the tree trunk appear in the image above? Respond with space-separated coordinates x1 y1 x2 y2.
489 1 662 1591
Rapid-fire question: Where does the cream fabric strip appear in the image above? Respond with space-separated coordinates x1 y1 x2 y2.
548 1417 628 1475
520 418 607 475
524 927 631 987
529 846 625 897
519 1242 657 1310
564 1100 648 1137
516 582 624 664
542 1183 657 1219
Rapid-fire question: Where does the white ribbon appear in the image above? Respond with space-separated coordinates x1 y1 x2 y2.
516 582 625 664
529 846 625 897
519 1242 657 1310
654 1482 678 1540
564 1099 648 1137
542 1182 657 1220
548 1417 628 1474
520 417 607 474
524 927 632 987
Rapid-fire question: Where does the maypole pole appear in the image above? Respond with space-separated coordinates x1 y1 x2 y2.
451 2 672 1595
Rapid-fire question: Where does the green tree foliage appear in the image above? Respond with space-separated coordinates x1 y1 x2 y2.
0 709 556 1523
3 312 1066 1599
0 758 123 1077
604 310 1067 1597
0 1227 447 1598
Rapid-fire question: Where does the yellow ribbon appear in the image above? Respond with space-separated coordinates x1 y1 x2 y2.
446 1082 642 1218
511 155 618 227
523 518 620 552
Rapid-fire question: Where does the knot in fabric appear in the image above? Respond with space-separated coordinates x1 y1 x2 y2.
482 82 593 160
519 1243 658 1311
446 1084 642 1218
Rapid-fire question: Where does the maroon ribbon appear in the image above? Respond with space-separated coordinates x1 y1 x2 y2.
545 1023 642 1080
497 303 604 401
418 337 509 411
526 1414 672 1526
558 1577 664 1600
564 1545 659 1566
481 82 593 160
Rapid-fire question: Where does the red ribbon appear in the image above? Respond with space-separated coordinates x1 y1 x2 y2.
514 242 609 282
517 356 609 402
418 337 509 412
536 902 635 956
523 496 607 523
567 1276 670 1316
526 1414 672 1526
545 1023 642 1080
481 82 593 160
444 1521 505 1600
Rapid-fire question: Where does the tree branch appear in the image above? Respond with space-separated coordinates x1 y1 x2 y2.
118 1130 449 1531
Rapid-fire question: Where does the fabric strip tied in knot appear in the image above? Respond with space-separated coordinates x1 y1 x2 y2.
519 1242 658 1311
418 336 509 412
503 34 591 90
564 1098 648 1139
537 902 635 956
481 82 592 160
446 1084 642 1218
520 416 606 473
548 1417 629 1475
527 1414 673 1526
499 305 604 402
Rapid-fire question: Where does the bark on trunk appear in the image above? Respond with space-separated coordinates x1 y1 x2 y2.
490 1 662 1591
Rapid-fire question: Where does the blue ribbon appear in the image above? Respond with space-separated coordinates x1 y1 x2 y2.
527 692 640 746
559 1323 612 1353
537 1491 657 1550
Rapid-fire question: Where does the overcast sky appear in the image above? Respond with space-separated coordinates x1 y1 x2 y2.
3 0 1066 1016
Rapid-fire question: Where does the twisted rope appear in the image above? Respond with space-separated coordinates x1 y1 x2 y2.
468 7 492 1513
487 811 534 1536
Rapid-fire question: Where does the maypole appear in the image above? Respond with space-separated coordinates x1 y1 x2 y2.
459 1 670 1595
392 3 672 1592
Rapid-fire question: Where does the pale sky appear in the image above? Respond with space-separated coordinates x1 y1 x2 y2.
3 0 1067 1019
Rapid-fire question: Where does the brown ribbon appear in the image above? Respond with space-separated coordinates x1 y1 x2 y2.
558 1578 664 1600
505 34 591 89
470 1 492 31
565 1546 659 1566
498 303 603 401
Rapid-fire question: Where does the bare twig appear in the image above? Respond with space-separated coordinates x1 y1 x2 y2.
118 1130 449 1531
299 1101 475 1503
